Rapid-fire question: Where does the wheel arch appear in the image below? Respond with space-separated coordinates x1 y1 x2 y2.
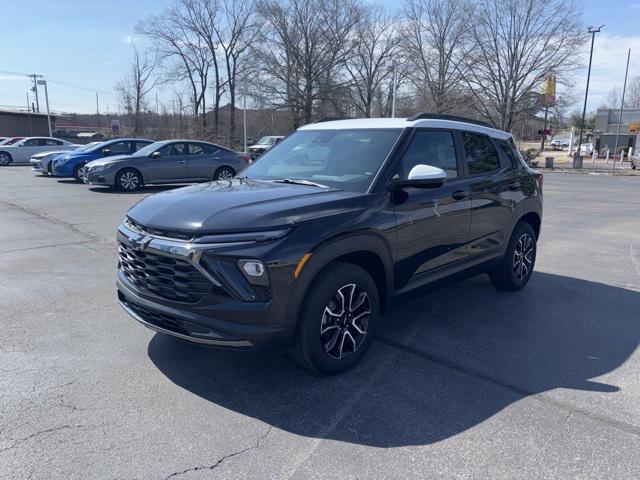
518 211 541 239
285 234 395 323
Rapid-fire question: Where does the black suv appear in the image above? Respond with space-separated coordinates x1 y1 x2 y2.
117 114 543 374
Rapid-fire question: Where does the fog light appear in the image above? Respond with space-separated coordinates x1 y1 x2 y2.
238 260 269 286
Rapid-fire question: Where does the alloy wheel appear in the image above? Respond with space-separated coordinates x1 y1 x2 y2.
0 154 10 166
120 171 139 190
513 233 535 282
320 283 371 360
216 168 234 180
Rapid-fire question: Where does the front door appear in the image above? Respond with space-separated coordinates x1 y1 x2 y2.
185 142 221 180
146 142 190 182
392 129 472 291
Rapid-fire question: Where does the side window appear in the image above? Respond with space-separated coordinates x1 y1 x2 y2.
23 139 40 146
494 138 523 169
400 130 458 178
107 141 130 154
190 143 219 155
134 142 150 151
158 143 187 156
462 133 500 175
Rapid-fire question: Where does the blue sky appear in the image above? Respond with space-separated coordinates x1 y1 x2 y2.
0 0 638 116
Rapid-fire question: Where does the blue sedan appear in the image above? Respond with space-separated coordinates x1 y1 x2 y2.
52 138 153 181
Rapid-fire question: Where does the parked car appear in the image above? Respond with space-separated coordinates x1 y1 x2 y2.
0 137 78 166
30 149 87 175
550 138 568 150
51 138 153 181
115 114 543 374
84 139 251 191
248 135 285 159
0 136 25 146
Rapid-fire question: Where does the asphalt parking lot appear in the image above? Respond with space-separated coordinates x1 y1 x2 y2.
1 168 640 479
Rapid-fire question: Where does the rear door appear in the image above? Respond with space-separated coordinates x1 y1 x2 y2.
392 129 472 290
460 131 515 260
185 143 222 180
16 138 42 162
39 138 65 154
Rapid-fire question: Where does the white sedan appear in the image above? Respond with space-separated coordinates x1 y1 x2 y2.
0 137 78 166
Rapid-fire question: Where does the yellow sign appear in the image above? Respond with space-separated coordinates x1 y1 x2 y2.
541 74 556 107
630 123 640 133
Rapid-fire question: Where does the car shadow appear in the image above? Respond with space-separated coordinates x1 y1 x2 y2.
86 185 182 194
147 272 640 447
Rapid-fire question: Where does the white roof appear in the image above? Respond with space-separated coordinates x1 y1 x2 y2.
299 117 511 140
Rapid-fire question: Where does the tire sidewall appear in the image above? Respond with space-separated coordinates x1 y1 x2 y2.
214 166 235 180
298 263 380 374
503 222 537 289
0 153 11 166
116 168 141 191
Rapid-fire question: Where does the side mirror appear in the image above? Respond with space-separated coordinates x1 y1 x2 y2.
102 148 111 156
150 151 161 158
393 164 446 189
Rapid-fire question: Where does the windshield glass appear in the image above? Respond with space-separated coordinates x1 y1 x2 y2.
79 141 104 152
244 129 402 192
135 141 166 157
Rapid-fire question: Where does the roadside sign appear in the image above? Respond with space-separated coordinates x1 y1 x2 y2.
111 119 120 135
629 123 640 133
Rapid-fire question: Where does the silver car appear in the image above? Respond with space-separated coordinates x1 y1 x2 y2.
30 142 103 174
0 137 78 165
84 139 251 191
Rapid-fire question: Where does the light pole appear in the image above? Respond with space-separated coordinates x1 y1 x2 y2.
243 79 248 153
36 79 52 137
391 60 397 118
574 25 604 169
612 49 631 175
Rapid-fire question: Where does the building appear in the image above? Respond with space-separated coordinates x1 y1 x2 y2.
594 108 639 154
0 109 56 137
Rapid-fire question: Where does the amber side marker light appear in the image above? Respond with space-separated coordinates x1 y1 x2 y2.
294 253 312 278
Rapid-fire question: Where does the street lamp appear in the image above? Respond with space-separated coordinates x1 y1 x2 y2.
574 25 604 169
36 79 52 137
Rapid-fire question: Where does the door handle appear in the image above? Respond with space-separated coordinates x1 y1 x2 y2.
177 160 187 164
508 181 521 190
451 190 468 200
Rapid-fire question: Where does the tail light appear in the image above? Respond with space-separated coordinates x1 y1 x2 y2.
534 172 543 190
239 155 252 164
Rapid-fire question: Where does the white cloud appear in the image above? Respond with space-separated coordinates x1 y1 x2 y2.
630 3 640 9
122 34 134 44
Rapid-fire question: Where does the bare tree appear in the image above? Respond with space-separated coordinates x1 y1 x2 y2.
136 6 212 132
461 0 583 131
626 77 640 109
345 5 397 117
403 0 471 114
255 0 361 128
115 44 160 135
604 85 622 109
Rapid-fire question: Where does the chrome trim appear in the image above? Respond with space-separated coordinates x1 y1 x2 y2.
117 221 254 290
119 300 253 347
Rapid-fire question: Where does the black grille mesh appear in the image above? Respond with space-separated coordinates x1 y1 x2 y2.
118 242 211 303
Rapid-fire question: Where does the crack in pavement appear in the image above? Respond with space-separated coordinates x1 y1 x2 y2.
164 426 273 479
0 424 97 454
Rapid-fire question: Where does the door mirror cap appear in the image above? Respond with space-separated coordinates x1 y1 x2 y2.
393 164 447 189
150 151 161 158
102 148 110 155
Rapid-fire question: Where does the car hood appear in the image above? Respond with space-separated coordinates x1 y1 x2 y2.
32 150 72 159
85 154 133 168
127 178 366 234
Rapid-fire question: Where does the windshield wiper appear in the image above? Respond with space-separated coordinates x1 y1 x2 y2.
273 178 329 188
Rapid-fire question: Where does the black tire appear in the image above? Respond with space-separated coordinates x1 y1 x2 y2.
490 222 537 291
0 152 12 166
46 161 52 174
115 168 142 191
290 261 379 375
72 165 83 182
214 166 235 180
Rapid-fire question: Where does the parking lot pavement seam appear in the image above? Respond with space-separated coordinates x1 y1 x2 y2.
163 426 273 479
0 199 102 242
374 335 640 438
0 239 97 257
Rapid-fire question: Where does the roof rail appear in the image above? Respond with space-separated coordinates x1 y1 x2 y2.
407 112 493 128
313 116 351 123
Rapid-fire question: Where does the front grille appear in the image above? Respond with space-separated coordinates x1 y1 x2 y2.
118 242 212 303
122 297 190 335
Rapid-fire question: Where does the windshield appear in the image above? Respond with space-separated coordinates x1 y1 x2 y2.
1 137 23 145
257 136 278 145
244 129 402 193
135 141 166 157
79 141 104 152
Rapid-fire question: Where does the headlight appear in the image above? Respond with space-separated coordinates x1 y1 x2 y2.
90 165 106 172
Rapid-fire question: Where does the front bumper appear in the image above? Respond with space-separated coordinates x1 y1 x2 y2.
85 168 115 185
115 221 295 350
30 159 43 172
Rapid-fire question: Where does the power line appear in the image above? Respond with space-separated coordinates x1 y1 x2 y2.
0 69 114 96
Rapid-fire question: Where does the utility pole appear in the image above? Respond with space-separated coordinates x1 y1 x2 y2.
31 74 41 112
612 49 631 175
96 92 100 126
575 25 604 169
391 60 397 118
540 106 549 151
243 79 248 153
36 79 52 137
26 92 33 136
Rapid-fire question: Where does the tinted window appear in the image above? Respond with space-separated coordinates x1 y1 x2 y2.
401 130 457 178
462 133 500 175
107 141 130 154
189 143 218 155
134 141 150 151
158 143 188 156
23 139 40 146
495 138 525 169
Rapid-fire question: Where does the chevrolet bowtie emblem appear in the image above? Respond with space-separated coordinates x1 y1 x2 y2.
131 235 152 251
